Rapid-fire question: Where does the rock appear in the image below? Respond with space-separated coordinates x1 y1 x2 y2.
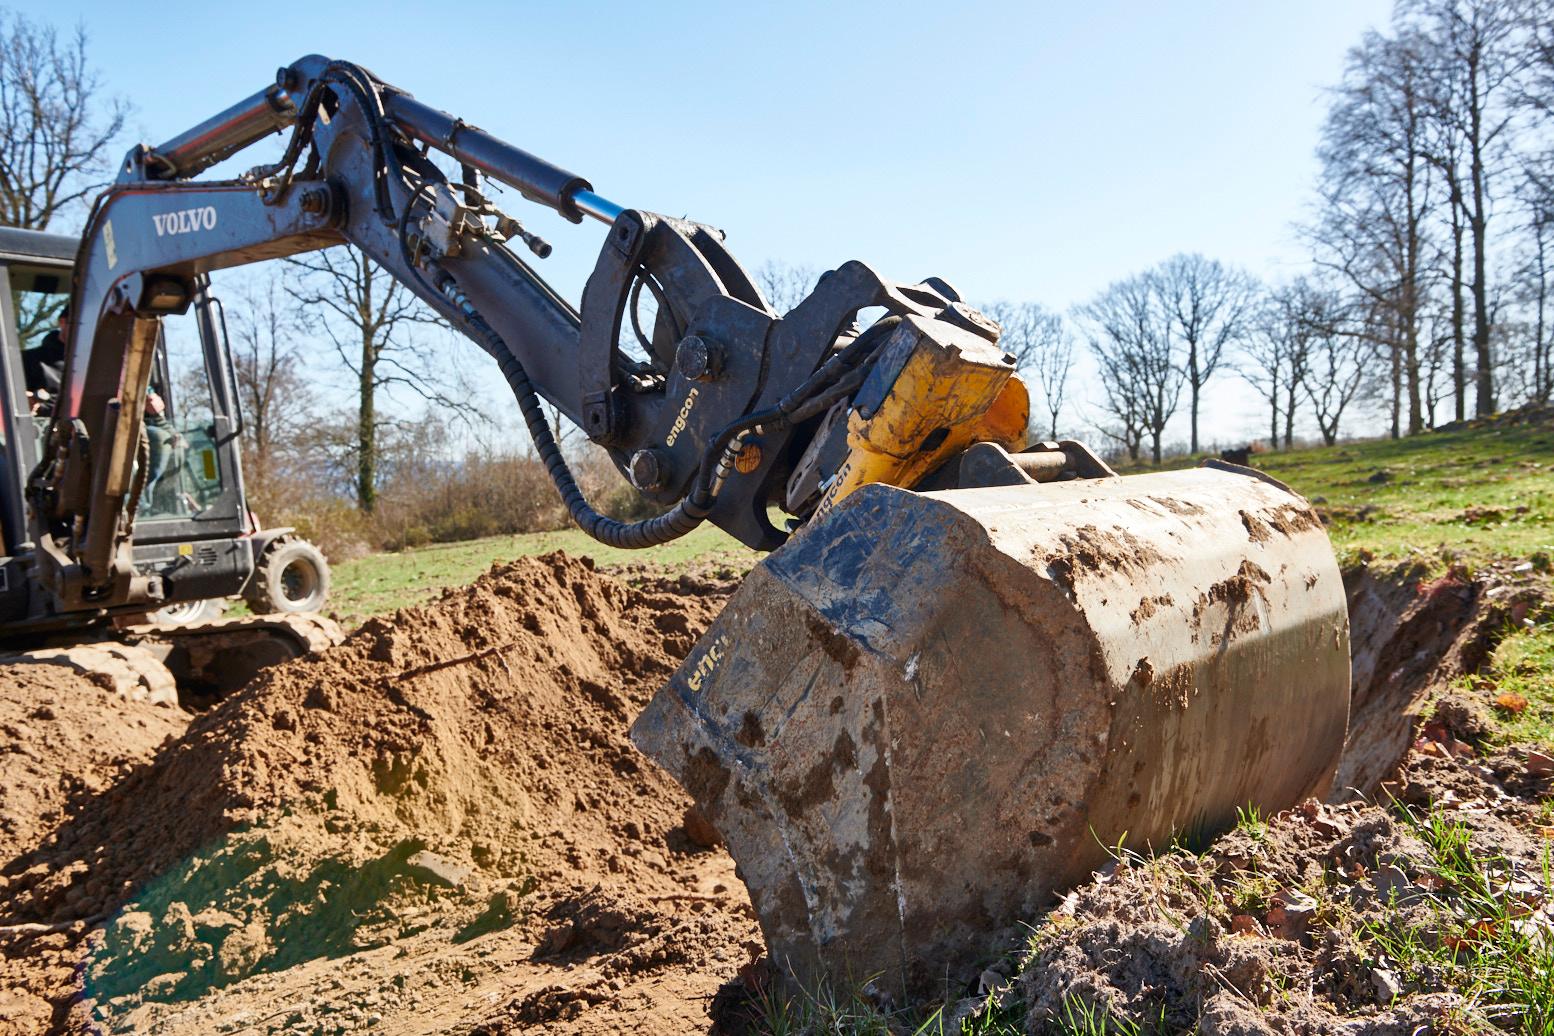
1372 966 1402 1004
1528 750 1554 778
682 805 723 848
403 850 471 888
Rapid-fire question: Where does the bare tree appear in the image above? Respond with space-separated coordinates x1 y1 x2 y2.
0 12 125 231
1080 275 1182 464
1524 200 1554 401
0 11 125 346
1310 27 1437 437
754 261 818 316
1153 254 1257 452
982 300 1076 438
287 247 472 514
227 272 318 507
1405 0 1533 415
1236 282 1314 449
1297 289 1370 445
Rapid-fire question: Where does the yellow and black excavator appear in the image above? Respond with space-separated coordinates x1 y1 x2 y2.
14 56 1350 992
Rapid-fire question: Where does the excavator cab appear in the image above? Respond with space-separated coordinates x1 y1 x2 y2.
0 226 310 632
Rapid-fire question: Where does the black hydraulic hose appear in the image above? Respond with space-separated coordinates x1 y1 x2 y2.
435 276 708 549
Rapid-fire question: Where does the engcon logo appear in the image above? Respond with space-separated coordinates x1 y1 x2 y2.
685 633 730 692
665 387 699 447
152 206 217 237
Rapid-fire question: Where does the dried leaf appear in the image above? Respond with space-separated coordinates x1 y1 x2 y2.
1494 691 1529 715
1230 914 1260 935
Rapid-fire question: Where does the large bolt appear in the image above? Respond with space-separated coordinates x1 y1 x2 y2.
630 448 665 491
675 335 724 383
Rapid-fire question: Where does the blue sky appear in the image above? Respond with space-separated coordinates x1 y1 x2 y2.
55 0 1394 446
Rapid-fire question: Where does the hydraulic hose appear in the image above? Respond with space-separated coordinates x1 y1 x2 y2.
436 275 709 549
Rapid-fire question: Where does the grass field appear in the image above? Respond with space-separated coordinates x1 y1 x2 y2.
328 522 758 624
1254 418 1554 569
329 416 1554 625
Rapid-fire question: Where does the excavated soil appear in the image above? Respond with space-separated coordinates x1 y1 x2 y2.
0 553 759 1035
0 548 1545 1036
996 559 1554 1036
0 666 189 867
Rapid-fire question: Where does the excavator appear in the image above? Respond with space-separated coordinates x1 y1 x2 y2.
18 56 1350 994
1 226 338 700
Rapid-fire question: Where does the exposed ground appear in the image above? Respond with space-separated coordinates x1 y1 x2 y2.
1 415 1551 1035
0 554 759 1035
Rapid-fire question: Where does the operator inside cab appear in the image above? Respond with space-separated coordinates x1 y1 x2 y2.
23 304 67 415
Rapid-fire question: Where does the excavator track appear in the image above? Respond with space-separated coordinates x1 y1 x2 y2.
118 613 345 698
2 613 342 705
2 642 181 705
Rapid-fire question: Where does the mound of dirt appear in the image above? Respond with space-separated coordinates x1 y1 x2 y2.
0 667 189 1032
0 553 758 1035
0 665 188 866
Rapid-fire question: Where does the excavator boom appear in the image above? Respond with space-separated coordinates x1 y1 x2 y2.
31 56 1351 992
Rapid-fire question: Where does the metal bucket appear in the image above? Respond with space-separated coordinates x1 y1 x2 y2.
632 464 1350 994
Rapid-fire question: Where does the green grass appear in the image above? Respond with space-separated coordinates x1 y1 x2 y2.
1251 422 1554 569
1362 803 1554 1035
1474 625 1554 748
327 523 758 624
747 971 1025 1036
323 418 1553 626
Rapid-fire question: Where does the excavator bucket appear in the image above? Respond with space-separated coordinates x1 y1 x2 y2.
631 463 1349 994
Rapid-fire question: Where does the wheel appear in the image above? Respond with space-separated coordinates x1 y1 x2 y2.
148 597 229 626
245 536 331 614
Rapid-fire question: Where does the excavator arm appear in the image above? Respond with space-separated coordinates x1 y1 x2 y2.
31 55 1354 996
32 54 1027 611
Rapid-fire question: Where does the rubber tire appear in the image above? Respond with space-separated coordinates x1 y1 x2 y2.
146 597 229 626
245 536 331 614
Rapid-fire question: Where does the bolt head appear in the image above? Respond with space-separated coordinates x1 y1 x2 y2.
629 449 665 491
675 335 724 382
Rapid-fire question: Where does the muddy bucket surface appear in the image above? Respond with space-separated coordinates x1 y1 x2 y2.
631 465 1350 993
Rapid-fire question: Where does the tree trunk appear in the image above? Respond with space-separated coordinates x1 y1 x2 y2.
1151 428 1162 465
1188 341 1201 454
1403 159 1423 436
1537 222 1550 403
1283 381 1297 449
358 330 376 514
1389 343 1401 440
1468 53 1494 416
1451 200 1466 422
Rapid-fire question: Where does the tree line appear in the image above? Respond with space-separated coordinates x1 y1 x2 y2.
3 2 1552 555
991 0 1554 460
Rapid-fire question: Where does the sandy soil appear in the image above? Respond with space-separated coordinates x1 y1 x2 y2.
0 554 758 1035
